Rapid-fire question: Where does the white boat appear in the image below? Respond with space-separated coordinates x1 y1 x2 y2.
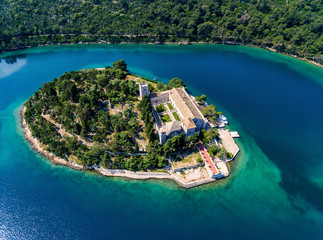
220 115 227 121
219 123 225 128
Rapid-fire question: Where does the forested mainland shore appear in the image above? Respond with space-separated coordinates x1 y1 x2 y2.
0 0 322 66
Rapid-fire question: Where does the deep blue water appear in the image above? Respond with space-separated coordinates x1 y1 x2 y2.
0 45 323 240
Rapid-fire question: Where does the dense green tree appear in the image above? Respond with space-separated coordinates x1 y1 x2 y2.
200 128 218 144
195 94 207 104
157 82 165 90
112 59 127 72
167 77 186 89
208 144 220 157
201 105 221 122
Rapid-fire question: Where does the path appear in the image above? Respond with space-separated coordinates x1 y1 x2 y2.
198 142 219 176
41 114 94 147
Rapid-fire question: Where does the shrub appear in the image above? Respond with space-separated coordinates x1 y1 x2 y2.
161 114 171 123
155 104 166 113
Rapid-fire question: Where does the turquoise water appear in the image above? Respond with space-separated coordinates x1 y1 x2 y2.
1 45 323 239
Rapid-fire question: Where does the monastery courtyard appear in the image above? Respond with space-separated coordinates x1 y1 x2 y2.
153 101 180 125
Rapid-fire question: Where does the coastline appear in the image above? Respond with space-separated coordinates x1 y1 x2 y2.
20 106 80 169
20 105 212 188
2 41 322 69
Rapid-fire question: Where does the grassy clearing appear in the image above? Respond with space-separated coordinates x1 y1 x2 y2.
161 114 171 123
167 102 174 110
156 104 166 113
172 152 201 169
172 112 180 121
130 74 158 84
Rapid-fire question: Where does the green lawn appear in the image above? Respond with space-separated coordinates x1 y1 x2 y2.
156 104 166 113
167 102 174 110
172 112 180 121
161 114 171 123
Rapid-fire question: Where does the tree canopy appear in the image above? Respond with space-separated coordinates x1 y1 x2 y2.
0 0 321 64
201 104 221 122
167 78 186 90
195 94 207 104
112 59 128 72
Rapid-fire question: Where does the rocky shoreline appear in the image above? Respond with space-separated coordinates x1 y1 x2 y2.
20 106 82 169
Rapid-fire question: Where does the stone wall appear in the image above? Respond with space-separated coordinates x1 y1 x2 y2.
150 94 169 105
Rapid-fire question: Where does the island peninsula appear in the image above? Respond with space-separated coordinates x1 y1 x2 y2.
21 60 240 188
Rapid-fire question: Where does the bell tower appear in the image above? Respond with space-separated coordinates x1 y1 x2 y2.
139 82 150 99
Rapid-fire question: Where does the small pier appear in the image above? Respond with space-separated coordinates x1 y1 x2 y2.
230 131 240 138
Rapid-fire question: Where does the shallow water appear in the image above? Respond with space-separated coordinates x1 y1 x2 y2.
0 45 323 239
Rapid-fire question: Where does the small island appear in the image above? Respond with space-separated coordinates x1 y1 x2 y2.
21 60 240 188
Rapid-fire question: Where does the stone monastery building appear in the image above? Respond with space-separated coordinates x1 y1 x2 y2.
139 82 208 144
